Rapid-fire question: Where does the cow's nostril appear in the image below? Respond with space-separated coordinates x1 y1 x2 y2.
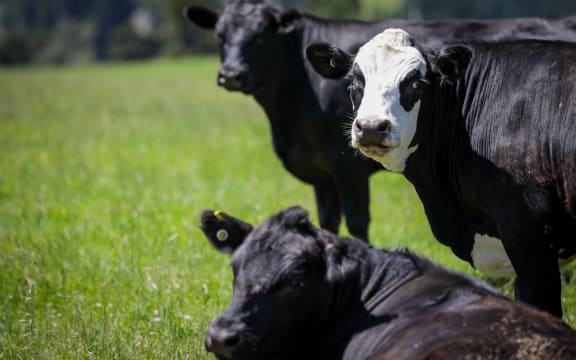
217 68 245 90
232 73 243 82
354 120 363 132
377 121 390 133
205 325 241 358
223 333 240 348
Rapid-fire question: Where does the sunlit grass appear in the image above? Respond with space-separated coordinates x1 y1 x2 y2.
0 58 574 358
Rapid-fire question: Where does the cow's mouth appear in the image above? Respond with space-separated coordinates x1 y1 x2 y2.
359 144 394 157
211 350 232 360
218 77 263 95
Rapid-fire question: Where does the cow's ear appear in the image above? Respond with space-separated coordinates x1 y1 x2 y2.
306 43 353 80
270 7 301 34
280 206 315 233
184 6 219 30
200 210 253 254
323 237 359 283
434 45 472 82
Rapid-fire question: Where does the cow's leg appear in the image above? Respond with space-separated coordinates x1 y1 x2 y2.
313 182 341 235
503 236 562 317
333 172 370 242
513 257 562 317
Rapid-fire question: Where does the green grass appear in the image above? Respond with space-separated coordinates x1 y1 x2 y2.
0 58 574 358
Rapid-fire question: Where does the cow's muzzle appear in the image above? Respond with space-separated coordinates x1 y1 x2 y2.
351 116 399 157
354 116 393 143
205 318 243 359
217 66 248 92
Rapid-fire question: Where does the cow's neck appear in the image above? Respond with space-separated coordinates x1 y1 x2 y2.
251 15 389 124
405 72 463 181
314 243 422 358
250 26 311 125
402 74 476 261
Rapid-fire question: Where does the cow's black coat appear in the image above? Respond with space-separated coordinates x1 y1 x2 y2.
306 38 576 317
185 0 576 241
199 207 576 360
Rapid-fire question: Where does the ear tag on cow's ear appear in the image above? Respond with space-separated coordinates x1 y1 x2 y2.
329 58 336 68
214 210 225 220
216 229 229 241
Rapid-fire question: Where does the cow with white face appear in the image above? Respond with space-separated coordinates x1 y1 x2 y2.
306 28 576 317
346 29 426 172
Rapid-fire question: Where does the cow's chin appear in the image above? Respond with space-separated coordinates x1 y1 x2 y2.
220 81 263 95
352 140 416 172
358 144 395 158
218 348 293 360
363 144 418 172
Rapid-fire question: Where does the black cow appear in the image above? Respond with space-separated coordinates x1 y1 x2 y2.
185 0 576 242
199 207 576 360
306 29 576 317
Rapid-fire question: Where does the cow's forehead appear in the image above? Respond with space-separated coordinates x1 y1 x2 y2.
218 3 271 33
354 29 426 84
221 2 269 22
224 1 261 16
232 228 320 269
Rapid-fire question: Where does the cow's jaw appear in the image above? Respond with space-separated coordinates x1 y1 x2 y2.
350 96 420 172
350 28 426 172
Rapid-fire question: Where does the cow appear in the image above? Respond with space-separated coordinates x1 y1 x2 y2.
199 206 576 360
184 0 576 242
305 28 576 317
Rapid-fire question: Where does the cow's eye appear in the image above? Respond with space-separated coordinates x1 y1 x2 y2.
347 73 365 112
348 84 363 111
289 277 304 289
253 35 265 45
288 265 310 289
399 71 427 111
350 90 361 111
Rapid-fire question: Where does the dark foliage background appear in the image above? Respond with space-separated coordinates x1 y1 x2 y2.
1 0 575 64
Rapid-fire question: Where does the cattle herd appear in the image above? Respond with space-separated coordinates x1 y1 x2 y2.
185 0 576 359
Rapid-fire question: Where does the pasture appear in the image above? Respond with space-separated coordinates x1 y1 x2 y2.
0 58 574 358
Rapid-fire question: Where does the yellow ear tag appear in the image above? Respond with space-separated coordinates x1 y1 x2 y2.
216 229 229 241
214 210 225 220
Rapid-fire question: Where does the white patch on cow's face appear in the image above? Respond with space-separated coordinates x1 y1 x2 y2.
471 234 515 278
350 29 427 172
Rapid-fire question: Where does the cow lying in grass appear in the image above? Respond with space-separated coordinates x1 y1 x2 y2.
199 207 576 360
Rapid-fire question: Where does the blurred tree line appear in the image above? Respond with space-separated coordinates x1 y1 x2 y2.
1 0 575 65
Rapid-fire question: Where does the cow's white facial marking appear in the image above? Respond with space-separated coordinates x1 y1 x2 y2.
349 28 427 172
471 234 515 278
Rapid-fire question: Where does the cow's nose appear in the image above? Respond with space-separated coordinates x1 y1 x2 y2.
217 67 245 90
204 323 241 358
353 117 392 146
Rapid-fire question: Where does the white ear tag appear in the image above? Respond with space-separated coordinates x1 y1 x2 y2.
216 229 229 241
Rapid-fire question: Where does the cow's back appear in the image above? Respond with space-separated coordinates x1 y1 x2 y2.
370 296 576 360
338 255 576 360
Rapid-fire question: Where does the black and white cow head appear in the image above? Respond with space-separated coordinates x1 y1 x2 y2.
185 0 301 94
307 28 472 171
200 206 361 359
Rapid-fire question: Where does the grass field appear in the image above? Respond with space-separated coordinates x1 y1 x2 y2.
1 58 574 359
